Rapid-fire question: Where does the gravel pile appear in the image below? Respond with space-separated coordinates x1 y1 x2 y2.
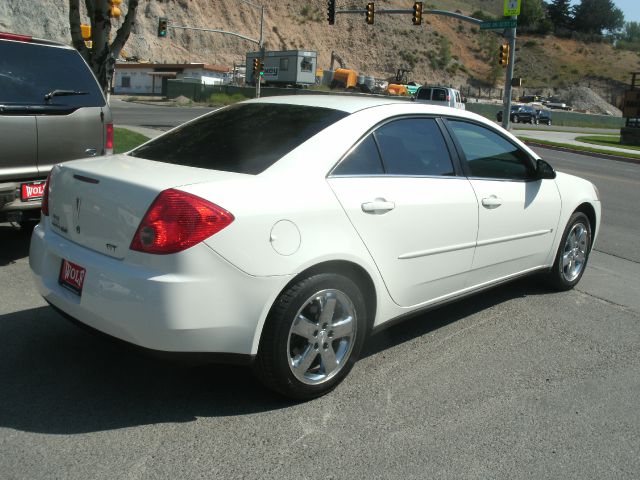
553 86 622 116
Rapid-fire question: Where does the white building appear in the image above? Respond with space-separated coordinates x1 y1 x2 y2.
113 63 232 96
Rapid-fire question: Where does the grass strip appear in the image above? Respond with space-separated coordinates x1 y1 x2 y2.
518 136 640 160
114 128 150 154
574 135 640 152
208 92 250 106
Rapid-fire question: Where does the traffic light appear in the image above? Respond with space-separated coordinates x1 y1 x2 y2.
157 17 168 38
109 0 122 18
253 58 260 76
366 3 375 25
259 60 265 76
499 43 509 67
327 0 335 25
412 2 423 26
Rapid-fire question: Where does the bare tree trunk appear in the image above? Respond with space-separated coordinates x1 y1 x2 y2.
68 0 138 96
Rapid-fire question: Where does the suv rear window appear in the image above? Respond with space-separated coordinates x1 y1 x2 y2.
130 103 349 175
0 40 105 107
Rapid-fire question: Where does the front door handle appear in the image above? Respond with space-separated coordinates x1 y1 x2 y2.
481 195 502 209
84 148 98 157
361 198 395 214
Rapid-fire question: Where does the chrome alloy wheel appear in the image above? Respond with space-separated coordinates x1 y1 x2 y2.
287 289 357 385
561 222 589 282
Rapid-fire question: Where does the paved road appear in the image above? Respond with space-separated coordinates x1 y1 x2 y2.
111 98 216 129
1 148 638 479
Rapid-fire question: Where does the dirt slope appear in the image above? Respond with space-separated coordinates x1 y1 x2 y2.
1 0 638 91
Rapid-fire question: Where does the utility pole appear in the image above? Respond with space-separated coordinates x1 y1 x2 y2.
158 1 265 98
501 16 517 130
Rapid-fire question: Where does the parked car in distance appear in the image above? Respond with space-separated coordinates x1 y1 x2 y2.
518 95 540 103
536 109 552 125
30 95 601 400
497 105 539 124
414 86 466 110
0 31 113 227
543 101 571 110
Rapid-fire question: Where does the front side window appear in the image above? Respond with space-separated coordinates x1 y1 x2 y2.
131 104 348 175
447 120 534 180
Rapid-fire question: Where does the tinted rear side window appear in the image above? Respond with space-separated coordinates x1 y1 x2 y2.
374 118 454 176
130 103 349 174
416 88 431 100
432 89 447 101
0 40 104 107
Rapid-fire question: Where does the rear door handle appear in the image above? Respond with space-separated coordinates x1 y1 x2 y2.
84 148 98 157
481 195 502 208
361 198 395 214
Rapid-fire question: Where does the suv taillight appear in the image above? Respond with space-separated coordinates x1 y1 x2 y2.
130 189 234 255
106 123 114 154
0 32 32 42
41 171 52 216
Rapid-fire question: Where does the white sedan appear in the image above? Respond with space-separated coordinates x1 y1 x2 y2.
30 95 601 399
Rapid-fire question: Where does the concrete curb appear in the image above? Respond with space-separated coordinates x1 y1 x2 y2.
523 140 640 165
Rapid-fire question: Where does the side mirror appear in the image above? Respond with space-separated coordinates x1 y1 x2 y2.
536 159 556 180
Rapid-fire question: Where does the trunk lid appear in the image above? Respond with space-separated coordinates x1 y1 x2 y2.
48 154 243 259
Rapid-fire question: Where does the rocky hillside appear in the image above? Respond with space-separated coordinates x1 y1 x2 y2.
1 0 638 95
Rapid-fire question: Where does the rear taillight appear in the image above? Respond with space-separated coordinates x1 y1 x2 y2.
106 123 114 154
446 94 451 101
130 189 234 255
41 171 52 216
0 32 32 42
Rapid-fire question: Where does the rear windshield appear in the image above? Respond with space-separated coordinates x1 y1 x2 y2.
0 40 105 107
130 103 349 174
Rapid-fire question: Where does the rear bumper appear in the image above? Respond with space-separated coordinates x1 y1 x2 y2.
30 221 290 355
0 180 43 222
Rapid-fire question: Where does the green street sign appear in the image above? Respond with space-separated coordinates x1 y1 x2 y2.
480 19 517 30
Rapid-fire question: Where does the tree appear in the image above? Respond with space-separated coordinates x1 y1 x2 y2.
546 0 572 30
518 0 545 29
571 0 624 34
623 21 640 42
69 0 139 94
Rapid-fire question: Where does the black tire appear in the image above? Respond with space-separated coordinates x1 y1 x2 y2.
18 220 38 232
512 114 519 123
547 212 592 291
254 273 368 400
547 119 552 126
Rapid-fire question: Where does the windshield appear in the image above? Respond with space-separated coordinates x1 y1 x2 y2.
130 103 349 175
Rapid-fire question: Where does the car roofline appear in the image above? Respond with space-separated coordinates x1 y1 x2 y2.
0 32 74 49
244 94 412 114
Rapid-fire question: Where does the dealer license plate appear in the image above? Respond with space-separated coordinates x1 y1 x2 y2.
21 181 46 202
59 259 86 296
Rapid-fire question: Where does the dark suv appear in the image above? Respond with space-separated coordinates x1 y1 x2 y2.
496 105 539 124
0 32 113 226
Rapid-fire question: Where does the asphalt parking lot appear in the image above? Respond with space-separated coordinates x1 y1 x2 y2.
1 147 638 479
